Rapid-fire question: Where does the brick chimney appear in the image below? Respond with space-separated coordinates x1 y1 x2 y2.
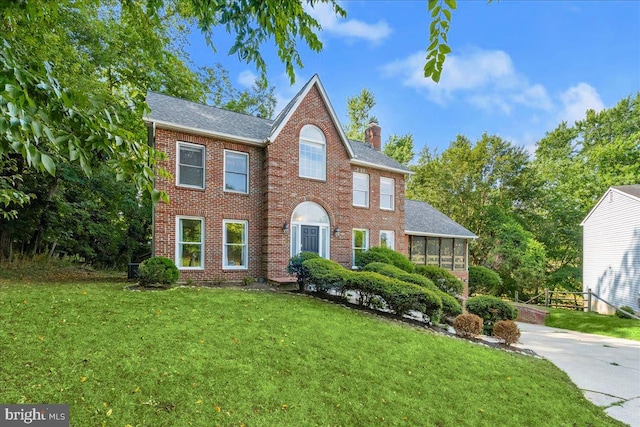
364 121 381 151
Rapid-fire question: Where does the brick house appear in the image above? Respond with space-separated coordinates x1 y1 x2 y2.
145 75 476 292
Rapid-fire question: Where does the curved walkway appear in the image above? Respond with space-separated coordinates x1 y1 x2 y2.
515 322 640 427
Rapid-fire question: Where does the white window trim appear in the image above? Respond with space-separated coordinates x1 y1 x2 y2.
352 228 369 267
380 177 395 210
223 149 249 194
299 125 326 181
222 219 249 270
353 172 369 208
380 230 395 250
175 216 205 270
176 141 205 189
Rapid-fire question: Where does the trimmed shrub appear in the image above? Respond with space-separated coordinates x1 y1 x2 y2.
615 305 636 319
302 258 348 294
415 265 463 295
364 262 461 318
468 265 502 296
439 292 463 318
287 252 321 290
364 262 460 318
466 295 518 335
356 247 415 273
344 271 442 321
138 257 179 288
363 262 435 289
493 320 521 345
453 314 483 339
344 271 388 307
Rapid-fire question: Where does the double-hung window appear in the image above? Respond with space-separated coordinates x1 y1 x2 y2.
223 220 248 269
224 150 249 193
380 177 395 210
352 229 369 267
177 142 205 188
176 217 204 269
299 125 326 180
353 172 369 207
380 230 395 250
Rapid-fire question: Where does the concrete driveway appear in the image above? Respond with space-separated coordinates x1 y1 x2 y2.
515 322 640 427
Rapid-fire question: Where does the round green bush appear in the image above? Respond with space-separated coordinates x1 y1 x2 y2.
468 265 502 296
302 258 348 293
356 247 415 273
466 295 518 335
615 305 636 319
415 265 463 295
138 256 179 288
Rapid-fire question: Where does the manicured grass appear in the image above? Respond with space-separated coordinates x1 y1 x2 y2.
546 308 640 341
0 282 625 427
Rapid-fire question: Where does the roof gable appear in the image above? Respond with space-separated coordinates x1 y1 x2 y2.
581 184 640 226
269 74 354 158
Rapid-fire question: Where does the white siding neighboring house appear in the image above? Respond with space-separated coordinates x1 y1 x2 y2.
581 185 640 315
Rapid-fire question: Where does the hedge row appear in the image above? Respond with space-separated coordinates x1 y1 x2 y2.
300 258 443 322
415 265 463 295
363 262 462 318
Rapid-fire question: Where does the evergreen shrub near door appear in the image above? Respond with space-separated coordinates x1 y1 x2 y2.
287 251 321 290
302 258 347 293
138 256 179 288
466 295 518 335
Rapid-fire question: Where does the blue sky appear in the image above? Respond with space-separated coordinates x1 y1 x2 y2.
187 1 640 158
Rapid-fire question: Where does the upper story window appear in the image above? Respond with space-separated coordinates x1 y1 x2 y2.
299 125 326 180
224 150 249 194
177 142 205 188
380 177 395 210
353 172 369 207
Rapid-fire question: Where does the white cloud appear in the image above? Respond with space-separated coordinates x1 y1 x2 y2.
306 2 391 43
237 70 257 88
381 48 553 113
557 83 604 124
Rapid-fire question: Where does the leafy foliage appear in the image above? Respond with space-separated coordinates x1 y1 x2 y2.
138 256 179 288
383 134 414 165
301 257 347 294
424 0 457 82
453 313 483 339
415 265 462 295
344 88 377 141
468 265 503 296
466 296 518 336
363 262 460 318
287 251 321 290
492 320 521 346
356 247 416 273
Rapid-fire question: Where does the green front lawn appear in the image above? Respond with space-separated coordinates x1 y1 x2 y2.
545 308 640 341
0 281 625 426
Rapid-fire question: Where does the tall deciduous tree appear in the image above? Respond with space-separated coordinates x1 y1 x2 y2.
383 134 415 165
344 88 377 141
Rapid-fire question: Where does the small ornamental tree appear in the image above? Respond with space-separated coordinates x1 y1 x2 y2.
287 252 321 290
138 257 179 288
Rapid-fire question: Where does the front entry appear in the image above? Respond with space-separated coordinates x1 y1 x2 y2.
301 225 319 254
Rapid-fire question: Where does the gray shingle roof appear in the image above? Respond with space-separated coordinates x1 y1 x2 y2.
145 76 411 173
349 139 411 173
405 199 477 238
145 91 273 142
613 184 640 199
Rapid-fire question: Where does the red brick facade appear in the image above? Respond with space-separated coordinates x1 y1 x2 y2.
152 84 406 282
